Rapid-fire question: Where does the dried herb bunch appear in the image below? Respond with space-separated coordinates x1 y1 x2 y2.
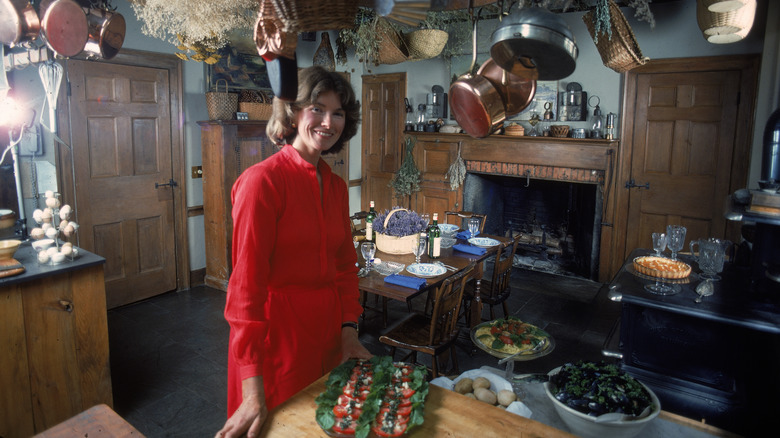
373 209 428 237
389 137 421 198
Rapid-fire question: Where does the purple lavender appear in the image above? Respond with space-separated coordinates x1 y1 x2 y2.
372 208 427 237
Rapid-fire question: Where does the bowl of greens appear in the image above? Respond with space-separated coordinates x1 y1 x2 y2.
544 361 660 438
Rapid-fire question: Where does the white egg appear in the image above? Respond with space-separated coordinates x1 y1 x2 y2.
64 224 75 236
41 223 52 231
46 247 58 257
37 251 50 263
59 220 68 230
69 221 79 230
61 243 73 255
45 197 60 208
44 190 54 199
41 209 53 223
59 205 72 220
30 228 45 239
32 209 43 223
45 227 58 239
51 253 66 264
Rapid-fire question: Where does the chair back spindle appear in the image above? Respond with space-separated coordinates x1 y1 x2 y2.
428 264 474 346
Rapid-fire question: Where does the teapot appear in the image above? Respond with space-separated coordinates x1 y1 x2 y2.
690 238 734 281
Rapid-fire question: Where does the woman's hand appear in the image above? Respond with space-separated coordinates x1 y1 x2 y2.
215 376 268 438
340 326 373 363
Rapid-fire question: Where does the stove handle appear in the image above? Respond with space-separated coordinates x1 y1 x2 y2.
600 316 623 360
607 283 622 302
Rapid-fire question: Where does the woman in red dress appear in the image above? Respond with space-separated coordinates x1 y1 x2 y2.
216 66 372 438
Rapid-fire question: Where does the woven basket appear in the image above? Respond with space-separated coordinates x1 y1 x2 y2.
696 0 756 42
550 125 570 138
583 0 649 73
206 79 238 120
374 18 408 65
239 90 273 120
701 0 749 13
375 208 419 255
403 29 449 61
271 0 358 32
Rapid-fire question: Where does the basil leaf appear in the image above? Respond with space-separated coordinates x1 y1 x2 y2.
491 339 505 350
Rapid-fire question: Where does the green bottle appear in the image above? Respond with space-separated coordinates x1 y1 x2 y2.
427 212 441 259
365 201 376 241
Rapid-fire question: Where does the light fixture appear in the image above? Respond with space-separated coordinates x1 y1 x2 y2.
589 95 604 139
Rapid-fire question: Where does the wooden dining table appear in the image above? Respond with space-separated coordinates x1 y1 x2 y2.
357 233 511 328
258 372 576 437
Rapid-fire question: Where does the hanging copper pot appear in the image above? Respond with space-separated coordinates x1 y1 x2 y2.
82 7 125 60
477 58 537 117
0 0 41 46
40 0 88 58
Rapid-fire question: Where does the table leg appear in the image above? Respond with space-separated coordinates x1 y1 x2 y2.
469 265 484 328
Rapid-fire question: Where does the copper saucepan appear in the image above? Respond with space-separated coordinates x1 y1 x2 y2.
40 0 88 58
82 7 125 60
449 9 505 139
477 58 537 117
0 0 41 46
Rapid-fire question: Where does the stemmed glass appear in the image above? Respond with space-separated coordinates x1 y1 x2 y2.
651 232 667 256
360 242 376 273
468 218 480 237
666 225 687 260
411 233 427 265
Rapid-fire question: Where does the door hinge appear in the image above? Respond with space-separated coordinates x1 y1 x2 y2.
155 178 178 189
625 179 650 190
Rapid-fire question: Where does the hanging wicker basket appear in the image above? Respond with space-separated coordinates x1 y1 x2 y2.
403 29 449 61
583 0 649 73
374 17 408 65
375 208 419 255
205 79 238 120
270 0 358 32
696 0 756 44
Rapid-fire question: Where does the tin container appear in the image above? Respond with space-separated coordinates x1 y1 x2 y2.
571 128 587 139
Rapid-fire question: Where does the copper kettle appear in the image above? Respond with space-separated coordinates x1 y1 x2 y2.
82 7 126 60
0 0 41 47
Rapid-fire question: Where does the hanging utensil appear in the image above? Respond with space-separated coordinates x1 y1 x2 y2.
38 60 63 134
490 5 578 81
0 0 41 47
40 0 89 58
449 7 506 138
82 7 126 60
477 57 536 117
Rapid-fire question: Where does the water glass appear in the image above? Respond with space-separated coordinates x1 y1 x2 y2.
412 233 427 264
360 242 376 272
651 232 667 256
468 218 480 237
666 225 687 260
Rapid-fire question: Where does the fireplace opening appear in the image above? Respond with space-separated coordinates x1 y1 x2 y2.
462 172 603 281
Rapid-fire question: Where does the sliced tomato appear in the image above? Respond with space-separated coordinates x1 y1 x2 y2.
401 387 416 399
372 418 409 437
499 335 513 344
490 326 501 334
380 404 412 417
333 403 361 420
332 417 357 435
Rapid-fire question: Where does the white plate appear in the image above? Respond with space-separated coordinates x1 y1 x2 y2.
468 237 500 248
406 263 447 278
438 224 459 235
374 261 405 276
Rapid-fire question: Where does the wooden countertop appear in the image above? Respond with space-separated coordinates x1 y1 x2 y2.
259 373 575 437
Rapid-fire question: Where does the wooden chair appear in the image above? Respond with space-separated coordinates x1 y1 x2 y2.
379 263 475 378
461 236 520 326
444 211 487 233
350 211 368 236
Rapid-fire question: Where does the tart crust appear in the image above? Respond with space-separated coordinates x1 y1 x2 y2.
633 256 691 279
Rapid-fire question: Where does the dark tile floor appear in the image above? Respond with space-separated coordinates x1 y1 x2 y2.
107 267 620 437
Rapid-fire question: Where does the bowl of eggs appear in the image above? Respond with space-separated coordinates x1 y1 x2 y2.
0 239 22 260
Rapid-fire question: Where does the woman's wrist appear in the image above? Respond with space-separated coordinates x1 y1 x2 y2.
341 321 359 334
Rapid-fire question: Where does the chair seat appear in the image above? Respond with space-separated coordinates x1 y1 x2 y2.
379 313 453 357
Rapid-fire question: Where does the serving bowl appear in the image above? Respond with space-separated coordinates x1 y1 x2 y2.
544 365 661 438
0 239 22 260
438 223 459 236
32 238 55 252
441 237 456 248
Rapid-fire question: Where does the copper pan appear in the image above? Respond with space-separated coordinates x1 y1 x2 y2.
82 7 125 60
0 0 41 46
40 0 88 58
477 58 537 117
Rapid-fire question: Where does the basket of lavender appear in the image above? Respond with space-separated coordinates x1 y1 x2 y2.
373 208 428 254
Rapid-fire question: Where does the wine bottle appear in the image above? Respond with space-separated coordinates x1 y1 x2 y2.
427 213 441 259
365 201 376 241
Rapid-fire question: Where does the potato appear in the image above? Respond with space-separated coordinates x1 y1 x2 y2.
464 392 476 399
497 389 517 407
454 378 474 394
474 387 497 405
472 377 491 390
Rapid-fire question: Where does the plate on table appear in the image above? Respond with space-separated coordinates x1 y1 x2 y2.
374 260 405 276
468 237 500 248
470 317 555 361
407 263 447 278
439 223 459 236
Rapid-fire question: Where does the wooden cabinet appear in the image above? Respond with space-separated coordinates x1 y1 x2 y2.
198 121 351 290
0 245 111 437
411 135 461 219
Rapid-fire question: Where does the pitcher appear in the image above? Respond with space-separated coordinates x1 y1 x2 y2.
690 238 733 281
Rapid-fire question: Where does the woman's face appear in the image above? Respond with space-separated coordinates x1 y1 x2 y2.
293 90 345 155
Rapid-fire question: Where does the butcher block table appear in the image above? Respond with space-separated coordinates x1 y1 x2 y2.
34 404 144 437
259 373 575 437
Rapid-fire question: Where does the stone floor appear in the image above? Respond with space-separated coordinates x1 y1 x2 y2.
107 268 620 436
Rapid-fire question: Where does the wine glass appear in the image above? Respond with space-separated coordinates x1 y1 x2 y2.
651 232 667 256
411 233 427 264
666 225 687 260
360 242 376 272
421 213 431 228
468 218 480 237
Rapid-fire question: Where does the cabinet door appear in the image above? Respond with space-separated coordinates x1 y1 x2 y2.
0 285 35 437
413 137 460 218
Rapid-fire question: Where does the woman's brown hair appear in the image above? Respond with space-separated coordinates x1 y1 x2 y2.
266 66 360 155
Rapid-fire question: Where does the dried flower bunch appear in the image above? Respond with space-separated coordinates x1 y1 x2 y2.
130 0 258 61
389 136 421 198
372 209 428 237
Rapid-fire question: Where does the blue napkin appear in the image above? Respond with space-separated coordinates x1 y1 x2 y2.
456 230 479 240
384 274 427 290
453 243 487 255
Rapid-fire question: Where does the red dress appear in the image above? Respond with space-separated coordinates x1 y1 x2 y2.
224 145 362 416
